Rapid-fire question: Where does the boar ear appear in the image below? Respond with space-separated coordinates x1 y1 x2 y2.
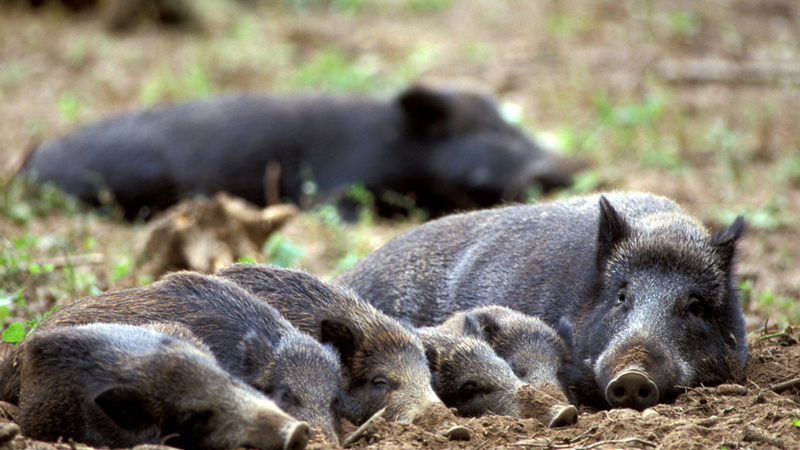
398 86 452 137
95 386 156 431
320 319 359 369
710 215 745 274
596 196 630 271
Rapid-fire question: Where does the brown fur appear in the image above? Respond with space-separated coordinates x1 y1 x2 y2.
216 264 442 425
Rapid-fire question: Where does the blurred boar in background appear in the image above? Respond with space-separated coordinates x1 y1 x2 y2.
22 86 576 220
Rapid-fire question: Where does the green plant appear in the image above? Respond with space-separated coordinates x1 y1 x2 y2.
740 278 800 328
1 322 25 344
771 154 800 188
66 39 89 69
111 255 134 283
667 10 700 36
264 233 306 269
1 176 80 224
714 196 790 232
282 0 366 13
546 14 582 38
288 47 381 93
406 0 451 13
346 183 377 225
57 92 83 125
1 305 63 345
139 64 217 106
305 203 380 276
0 61 24 93
705 119 753 187
562 169 604 197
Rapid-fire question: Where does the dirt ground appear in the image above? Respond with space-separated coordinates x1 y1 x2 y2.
1 0 800 449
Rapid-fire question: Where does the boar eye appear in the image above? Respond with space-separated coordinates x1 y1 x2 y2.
370 375 389 390
511 362 528 379
615 287 628 305
687 296 704 318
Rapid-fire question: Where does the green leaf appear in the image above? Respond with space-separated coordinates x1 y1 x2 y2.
792 417 800 428
2 323 26 344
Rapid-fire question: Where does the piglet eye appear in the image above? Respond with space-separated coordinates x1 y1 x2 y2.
371 375 389 389
459 381 480 401
281 389 294 407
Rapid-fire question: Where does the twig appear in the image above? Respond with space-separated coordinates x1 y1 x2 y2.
474 439 490 450
343 407 386 447
509 440 567 448
567 425 599 444
758 332 788 341
767 377 800 394
577 438 658 449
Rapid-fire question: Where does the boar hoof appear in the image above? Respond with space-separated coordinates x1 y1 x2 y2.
547 405 578 428
283 421 310 450
606 370 658 411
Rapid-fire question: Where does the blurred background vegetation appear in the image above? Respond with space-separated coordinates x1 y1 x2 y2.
1 0 799 342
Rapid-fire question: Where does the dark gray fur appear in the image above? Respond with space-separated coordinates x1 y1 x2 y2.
436 306 576 401
336 192 748 409
417 327 525 418
22 86 574 220
0 272 342 443
17 323 308 450
216 263 442 425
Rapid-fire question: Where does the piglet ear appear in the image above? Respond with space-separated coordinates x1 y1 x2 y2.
461 314 483 338
710 215 745 275
240 330 275 380
398 86 453 137
422 342 440 372
472 313 502 347
94 386 156 432
555 317 574 350
596 196 630 271
320 319 359 369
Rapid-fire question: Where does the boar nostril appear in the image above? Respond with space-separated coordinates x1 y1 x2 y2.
547 404 578 428
605 370 659 411
283 421 310 450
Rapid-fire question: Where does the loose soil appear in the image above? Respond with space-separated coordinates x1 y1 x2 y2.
1 1 799 449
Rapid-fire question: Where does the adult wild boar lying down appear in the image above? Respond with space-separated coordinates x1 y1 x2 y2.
21 86 576 220
337 191 748 411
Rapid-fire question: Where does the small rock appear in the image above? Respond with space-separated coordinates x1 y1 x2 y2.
641 408 659 420
716 384 747 396
0 423 19 444
444 426 471 441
